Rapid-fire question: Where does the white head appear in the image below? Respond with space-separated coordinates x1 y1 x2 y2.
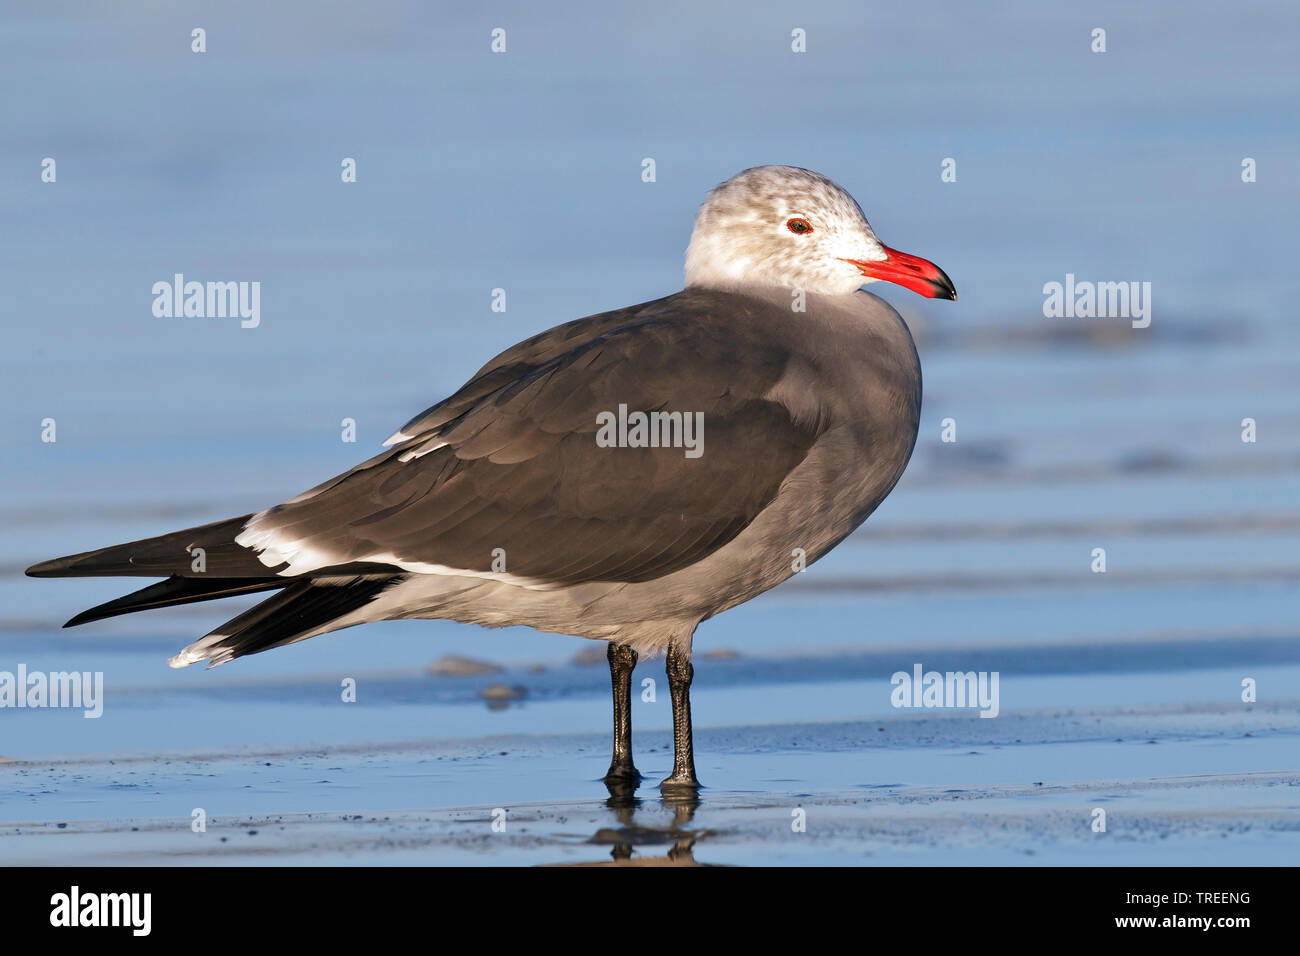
684 165 956 300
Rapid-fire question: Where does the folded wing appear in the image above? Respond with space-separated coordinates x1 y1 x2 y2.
238 292 825 585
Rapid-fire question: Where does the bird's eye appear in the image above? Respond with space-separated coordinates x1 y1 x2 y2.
786 217 813 235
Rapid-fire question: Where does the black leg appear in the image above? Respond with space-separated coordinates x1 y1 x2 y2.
603 642 642 783
661 642 700 789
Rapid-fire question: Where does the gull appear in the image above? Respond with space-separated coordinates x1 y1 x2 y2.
28 166 956 790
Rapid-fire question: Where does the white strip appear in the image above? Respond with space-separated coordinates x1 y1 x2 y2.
396 439 448 462
236 515 564 589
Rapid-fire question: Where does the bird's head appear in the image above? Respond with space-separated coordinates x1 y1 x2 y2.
684 165 957 300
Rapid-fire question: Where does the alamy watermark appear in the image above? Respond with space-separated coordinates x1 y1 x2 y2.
0 665 103 718
152 273 260 328
50 886 150 935
595 404 704 458
1042 274 1151 329
890 663 999 718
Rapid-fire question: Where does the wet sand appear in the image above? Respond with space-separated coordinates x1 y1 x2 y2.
5 687 1298 865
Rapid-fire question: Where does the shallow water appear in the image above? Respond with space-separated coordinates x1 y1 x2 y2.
2 0 1299 864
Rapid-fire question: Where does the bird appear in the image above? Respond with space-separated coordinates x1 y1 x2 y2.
27 165 955 791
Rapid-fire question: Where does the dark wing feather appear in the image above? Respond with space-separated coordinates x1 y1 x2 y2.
199 576 399 662
63 576 288 627
26 515 277 578
246 290 826 584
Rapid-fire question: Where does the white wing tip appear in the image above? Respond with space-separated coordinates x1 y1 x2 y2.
167 648 207 669
168 634 233 669
382 431 410 447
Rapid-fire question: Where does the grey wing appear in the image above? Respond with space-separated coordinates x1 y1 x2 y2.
236 300 826 585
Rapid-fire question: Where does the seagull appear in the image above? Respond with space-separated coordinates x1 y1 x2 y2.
27 166 955 790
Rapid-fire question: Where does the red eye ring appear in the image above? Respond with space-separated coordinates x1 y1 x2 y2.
786 217 813 235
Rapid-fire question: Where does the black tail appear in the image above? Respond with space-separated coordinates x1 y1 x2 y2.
169 574 399 668
63 575 290 628
25 515 279 578
29 516 405 663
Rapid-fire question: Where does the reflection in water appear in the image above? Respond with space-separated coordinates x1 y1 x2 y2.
566 780 708 865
